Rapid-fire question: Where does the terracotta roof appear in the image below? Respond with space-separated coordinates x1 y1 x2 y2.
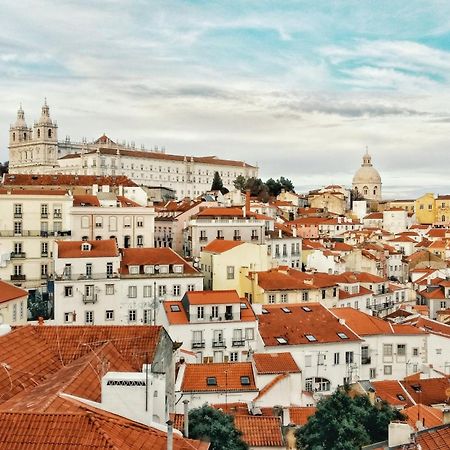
406 424 450 450
181 363 257 392
420 287 446 300
331 308 425 336
56 239 118 258
202 239 245 253
364 212 383 219
116 196 141 207
234 415 283 447
0 188 69 196
253 353 300 374
257 303 361 346
371 380 414 407
33 325 163 370
0 403 207 450
0 281 27 304
288 407 317 426
333 271 385 284
3 174 138 187
120 247 198 274
63 147 256 169
401 377 450 406
253 373 287 400
338 286 373 300
403 404 444 430
73 195 100 206
184 290 241 305
196 207 245 218
402 316 450 338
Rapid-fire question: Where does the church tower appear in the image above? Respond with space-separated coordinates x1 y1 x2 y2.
352 148 382 201
9 100 59 173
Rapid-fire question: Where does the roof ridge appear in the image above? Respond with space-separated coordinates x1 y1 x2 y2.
87 412 120 449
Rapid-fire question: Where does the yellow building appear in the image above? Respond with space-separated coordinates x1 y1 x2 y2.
200 239 271 294
383 199 415 214
415 193 436 224
435 195 450 224
309 192 346 216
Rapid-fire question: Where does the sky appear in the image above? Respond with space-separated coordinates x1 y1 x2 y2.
1 0 450 199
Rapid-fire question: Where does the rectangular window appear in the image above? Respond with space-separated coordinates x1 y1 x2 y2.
85 311 94 325
334 352 340 365
229 352 238 362
85 263 92 277
143 309 152 324
143 285 152 297
12 304 17 322
13 203 22 217
345 351 354 364
41 264 48 276
268 294 276 304
14 221 22 235
280 293 287 303
383 344 393 362
41 204 48 218
211 305 219 319
158 285 167 297
105 284 114 295
41 242 48 256
105 310 114 321
384 365 392 375
245 328 254 340
128 309 137 323
305 355 312 367
187 284 195 291
197 306 204 319
173 285 181 296
106 262 113 276
128 285 137 298
226 266 235 280
370 368 376 379
412 347 419 357
64 286 73 297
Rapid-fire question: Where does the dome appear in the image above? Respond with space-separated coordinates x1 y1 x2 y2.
14 105 27 128
352 150 381 184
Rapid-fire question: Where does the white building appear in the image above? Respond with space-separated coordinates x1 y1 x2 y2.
0 280 28 325
158 290 258 363
0 188 73 290
8 104 258 199
265 225 302 269
383 208 409 234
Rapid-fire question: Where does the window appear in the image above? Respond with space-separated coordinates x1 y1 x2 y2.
64 286 73 297
280 294 288 303
41 264 48 276
64 312 73 323
397 344 406 356
302 292 309 301
332 352 340 365
276 336 288 344
106 262 113 277
95 217 103 228
12 304 17 322
412 347 419 357
105 284 114 295
20 302 23 319
13 204 22 217
128 286 137 298
41 204 48 217
85 311 94 325
14 265 22 276
128 309 137 323
345 351 354 364
105 310 114 321
305 377 330 392
245 328 254 340
137 235 144 247
321 290 326 300
173 285 181 296
206 377 217 386
137 217 144 227
383 344 393 362
226 266 235 280
211 305 219 319
124 217 131 228
361 346 370 364
240 376 250 386
85 263 92 277
384 365 392 375
170 304 180 312
230 352 238 362
197 306 204 319
369 368 376 379
158 285 167 297
187 284 195 291
337 332 348 340
143 309 152 325
268 294 276 304
14 221 22 235
305 334 317 342
143 285 152 297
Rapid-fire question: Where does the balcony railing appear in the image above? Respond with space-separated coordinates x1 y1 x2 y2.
82 294 98 304
10 274 26 281
53 213 62 219
251 235 259 241
191 340 205 349
13 212 22 218
212 340 226 348
41 213 48 219
216 236 224 240
233 236 241 241
10 252 26 259
232 339 246 347
0 230 71 238
362 356 371 365
199 236 208 242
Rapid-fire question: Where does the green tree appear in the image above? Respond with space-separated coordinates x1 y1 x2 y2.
211 171 224 192
265 178 282 196
296 390 404 450
278 176 295 192
233 175 247 191
188 405 248 450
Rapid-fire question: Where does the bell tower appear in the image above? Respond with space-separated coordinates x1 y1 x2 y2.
9 105 33 172
32 99 58 168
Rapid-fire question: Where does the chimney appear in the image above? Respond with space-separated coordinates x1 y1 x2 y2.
38 317 45 326
167 420 174 450
183 399 189 437
92 184 98 195
292 227 297 238
245 190 251 218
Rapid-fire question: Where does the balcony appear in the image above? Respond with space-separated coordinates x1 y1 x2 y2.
251 235 259 241
10 274 26 281
41 251 49 257
53 213 62 219
199 236 208 242
13 212 22 219
212 340 226 348
225 312 233 321
41 213 48 219
233 236 241 241
191 340 205 349
82 294 98 304
10 252 26 259
361 356 371 365
0 230 71 238
232 339 246 347
216 235 224 240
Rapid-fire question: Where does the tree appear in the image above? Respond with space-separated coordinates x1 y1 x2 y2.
211 171 224 192
233 175 247 191
278 176 295 192
296 390 404 450
265 178 282 197
0 161 8 177
188 405 248 450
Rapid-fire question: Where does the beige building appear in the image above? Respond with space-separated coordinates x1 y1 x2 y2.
200 239 271 292
0 188 73 290
8 104 258 199
0 280 28 325
352 149 382 202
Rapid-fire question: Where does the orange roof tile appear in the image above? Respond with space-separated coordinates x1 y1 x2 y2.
163 301 189 325
403 404 444 430
202 239 245 253
253 353 300 374
253 373 287 400
288 407 317 426
185 290 241 305
409 424 450 450
0 188 69 196
402 316 450 338
181 363 257 392
196 207 244 217
234 415 283 447
401 377 450 406
56 240 118 258
120 247 198 274
0 281 27 304
258 303 361 346
73 194 100 206
3 174 138 187
371 380 414 407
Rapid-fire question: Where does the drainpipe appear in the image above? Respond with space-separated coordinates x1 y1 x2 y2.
166 420 173 450
183 399 189 438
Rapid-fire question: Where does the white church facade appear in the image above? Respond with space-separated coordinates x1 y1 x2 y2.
352 149 382 202
8 103 259 199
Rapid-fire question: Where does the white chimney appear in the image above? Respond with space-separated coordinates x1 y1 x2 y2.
92 184 98 195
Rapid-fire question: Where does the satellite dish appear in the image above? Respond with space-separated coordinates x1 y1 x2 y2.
194 257 200 262
193 262 199 268
154 265 160 271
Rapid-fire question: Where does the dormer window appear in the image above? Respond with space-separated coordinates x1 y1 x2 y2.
159 265 169 274
276 336 288 344
173 264 183 274
81 243 91 251
240 376 250 386
337 332 349 340
129 265 140 275
144 265 154 274
206 377 217 386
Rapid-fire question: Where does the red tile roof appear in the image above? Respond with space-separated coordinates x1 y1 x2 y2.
288 407 317 426
331 308 425 336
234 415 283 447
257 303 361 346
0 188 69 196
185 290 241 305
73 194 100 206
0 281 27 304
409 424 450 450
370 380 414 407
181 363 257 392
3 174 138 187
163 301 189 325
202 239 245 253
403 404 444 430
120 247 198 274
401 377 450 406
253 353 300 374
196 207 245 217
56 239 119 258
0 403 207 450
402 316 450 338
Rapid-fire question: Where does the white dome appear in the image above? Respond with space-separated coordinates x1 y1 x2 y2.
352 165 381 184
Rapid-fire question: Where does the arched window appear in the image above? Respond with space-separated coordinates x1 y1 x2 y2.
305 377 331 392
48 129 52 138
442 215 446 222
37 129 41 138
12 132 15 141
363 186 368 196
23 132 27 140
